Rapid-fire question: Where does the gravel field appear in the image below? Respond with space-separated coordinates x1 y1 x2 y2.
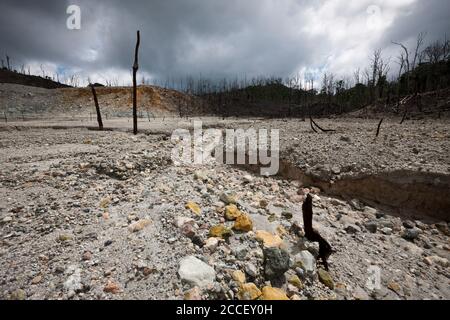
0 118 449 300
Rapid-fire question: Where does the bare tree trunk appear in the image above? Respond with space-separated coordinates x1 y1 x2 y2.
302 194 332 270
132 30 141 135
90 84 103 130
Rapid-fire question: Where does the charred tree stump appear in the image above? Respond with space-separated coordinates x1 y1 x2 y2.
132 30 141 135
90 84 103 130
376 118 383 137
302 194 332 270
400 107 407 124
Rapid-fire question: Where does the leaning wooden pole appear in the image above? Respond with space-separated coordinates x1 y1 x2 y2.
90 84 103 130
132 30 140 135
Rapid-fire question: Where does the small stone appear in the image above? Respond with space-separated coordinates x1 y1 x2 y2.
233 214 253 232
184 286 202 300
259 199 269 208
168 237 177 244
387 281 401 294
243 175 253 183
128 219 152 232
345 224 361 234
103 280 121 294
260 286 289 300
376 212 385 219
281 211 293 219
255 230 283 248
2 216 12 223
31 275 42 285
293 251 316 278
403 220 416 229
82 251 92 261
186 201 202 215
237 283 262 300
353 286 370 300
64 266 82 294
57 234 72 242
194 171 208 182
178 256 216 288
435 222 450 236
317 269 334 289
104 240 113 247
204 237 220 252
401 228 420 241
364 221 378 233
209 224 232 239
381 227 392 235
232 270 246 284
174 216 195 228
288 275 304 290
244 263 258 278
99 197 111 208
224 204 242 221
423 255 449 267
220 191 238 204
180 223 196 239
264 247 290 279
9 289 26 300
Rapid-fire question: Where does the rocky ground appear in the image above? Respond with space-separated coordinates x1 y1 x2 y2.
0 123 449 300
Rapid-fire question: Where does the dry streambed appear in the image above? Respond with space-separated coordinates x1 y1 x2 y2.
0 126 448 300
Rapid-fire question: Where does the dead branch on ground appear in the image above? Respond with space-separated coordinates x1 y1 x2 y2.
309 116 335 133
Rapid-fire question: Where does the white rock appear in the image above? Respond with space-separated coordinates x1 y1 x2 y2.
178 256 216 287
174 216 195 229
63 265 82 294
204 237 219 252
294 251 316 277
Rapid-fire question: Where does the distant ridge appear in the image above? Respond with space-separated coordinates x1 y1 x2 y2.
0 68 71 89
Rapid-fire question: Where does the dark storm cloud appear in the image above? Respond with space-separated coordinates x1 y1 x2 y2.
0 0 449 85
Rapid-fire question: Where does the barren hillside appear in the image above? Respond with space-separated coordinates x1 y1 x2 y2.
0 83 201 119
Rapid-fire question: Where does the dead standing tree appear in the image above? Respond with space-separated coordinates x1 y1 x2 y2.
132 30 141 135
302 194 332 270
89 84 104 130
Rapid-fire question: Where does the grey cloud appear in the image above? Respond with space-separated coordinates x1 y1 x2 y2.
0 0 449 84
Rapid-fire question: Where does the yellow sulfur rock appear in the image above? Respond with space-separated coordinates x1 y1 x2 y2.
232 270 246 284
225 204 242 220
128 219 152 232
237 283 262 300
260 286 289 300
255 230 283 248
209 224 232 238
99 197 111 209
186 201 202 215
233 214 253 232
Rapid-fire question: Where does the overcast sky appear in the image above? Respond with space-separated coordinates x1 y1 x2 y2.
0 0 449 86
